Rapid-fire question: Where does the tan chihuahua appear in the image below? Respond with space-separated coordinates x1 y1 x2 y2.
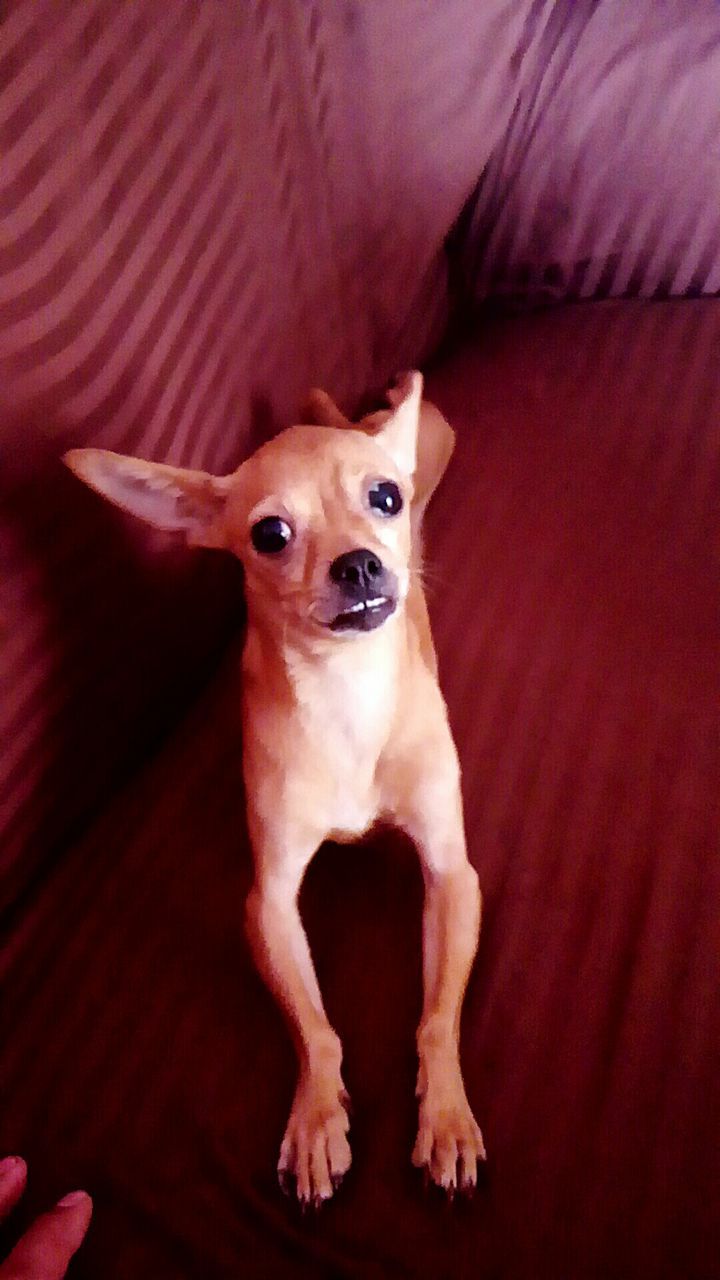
64 372 484 1206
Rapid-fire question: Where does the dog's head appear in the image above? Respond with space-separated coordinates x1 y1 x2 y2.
64 373 425 642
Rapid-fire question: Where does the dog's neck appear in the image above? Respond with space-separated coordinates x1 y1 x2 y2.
242 605 406 724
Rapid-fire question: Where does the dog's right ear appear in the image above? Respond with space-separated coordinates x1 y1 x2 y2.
63 449 233 548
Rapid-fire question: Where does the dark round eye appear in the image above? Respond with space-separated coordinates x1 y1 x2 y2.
368 480 403 517
250 515 293 554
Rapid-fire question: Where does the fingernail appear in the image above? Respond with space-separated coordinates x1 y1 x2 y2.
57 1190 89 1208
0 1155 25 1180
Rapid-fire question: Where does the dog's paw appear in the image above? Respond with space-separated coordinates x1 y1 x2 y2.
277 1078 351 1208
412 1088 486 1198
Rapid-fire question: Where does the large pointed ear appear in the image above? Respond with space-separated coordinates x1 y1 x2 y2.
374 370 422 478
386 372 455 509
63 449 233 548
409 399 455 514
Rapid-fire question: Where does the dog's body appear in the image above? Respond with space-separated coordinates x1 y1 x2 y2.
65 372 484 1206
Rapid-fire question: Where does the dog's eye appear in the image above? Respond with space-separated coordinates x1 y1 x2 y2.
250 516 293 554
368 480 403 517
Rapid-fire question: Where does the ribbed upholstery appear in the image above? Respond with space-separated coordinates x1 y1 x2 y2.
0 0 533 907
1 301 717 1278
463 0 720 307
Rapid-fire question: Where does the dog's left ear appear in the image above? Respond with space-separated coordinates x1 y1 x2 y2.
375 371 423 478
409 400 455 516
63 449 233 548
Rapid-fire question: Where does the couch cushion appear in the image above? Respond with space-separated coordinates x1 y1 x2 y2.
1 299 718 1278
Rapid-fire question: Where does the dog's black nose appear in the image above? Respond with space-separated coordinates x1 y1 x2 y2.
329 548 384 591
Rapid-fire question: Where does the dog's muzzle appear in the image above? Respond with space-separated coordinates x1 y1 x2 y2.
327 548 397 632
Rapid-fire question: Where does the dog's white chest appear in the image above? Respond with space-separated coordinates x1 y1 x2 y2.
295 648 396 836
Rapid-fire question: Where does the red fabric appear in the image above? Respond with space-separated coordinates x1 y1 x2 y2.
1 0 525 904
2 301 718 1279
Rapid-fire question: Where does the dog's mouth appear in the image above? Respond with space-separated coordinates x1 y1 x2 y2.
329 594 397 633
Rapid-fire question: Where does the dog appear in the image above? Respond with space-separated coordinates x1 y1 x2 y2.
64 371 484 1206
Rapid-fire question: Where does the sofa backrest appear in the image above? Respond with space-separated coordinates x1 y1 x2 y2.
462 0 720 307
0 0 532 911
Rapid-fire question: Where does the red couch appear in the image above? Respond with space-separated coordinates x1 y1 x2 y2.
2 5 718 1278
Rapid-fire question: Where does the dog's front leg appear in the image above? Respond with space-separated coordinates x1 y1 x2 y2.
404 774 485 1196
245 853 351 1207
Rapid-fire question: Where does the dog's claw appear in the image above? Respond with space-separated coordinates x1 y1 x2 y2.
278 1169 292 1198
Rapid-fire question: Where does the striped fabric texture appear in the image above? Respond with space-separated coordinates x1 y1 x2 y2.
1 7 719 1272
462 0 720 307
0 0 532 907
0 300 717 1278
